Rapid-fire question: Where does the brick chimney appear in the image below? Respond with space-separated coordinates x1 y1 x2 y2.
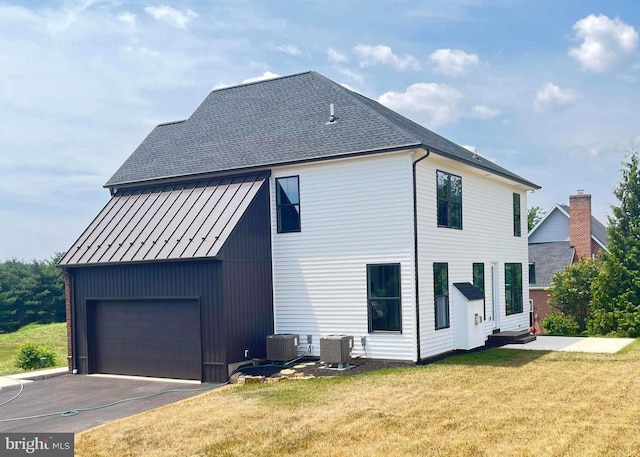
569 190 592 260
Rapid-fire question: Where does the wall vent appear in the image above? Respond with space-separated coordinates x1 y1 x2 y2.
320 335 353 368
266 334 299 362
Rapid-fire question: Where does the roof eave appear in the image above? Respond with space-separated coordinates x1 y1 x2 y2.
592 235 610 253
427 147 541 190
104 143 423 190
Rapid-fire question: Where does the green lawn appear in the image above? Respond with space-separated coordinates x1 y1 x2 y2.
0 322 67 376
77 340 640 457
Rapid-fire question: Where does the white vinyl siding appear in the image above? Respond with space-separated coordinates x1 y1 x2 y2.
416 152 530 358
271 151 417 361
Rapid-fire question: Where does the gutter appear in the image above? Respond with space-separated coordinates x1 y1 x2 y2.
412 148 430 361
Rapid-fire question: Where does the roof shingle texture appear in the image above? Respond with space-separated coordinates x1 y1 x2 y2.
106 71 539 189
528 241 575 288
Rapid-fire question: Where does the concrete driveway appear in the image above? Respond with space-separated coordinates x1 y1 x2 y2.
501 335 635 353
0 373 220 433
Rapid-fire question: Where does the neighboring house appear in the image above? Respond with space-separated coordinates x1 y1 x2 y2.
528 191 608 331
59 71 540 382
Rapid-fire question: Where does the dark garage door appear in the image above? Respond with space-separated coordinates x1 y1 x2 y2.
89 299 201 380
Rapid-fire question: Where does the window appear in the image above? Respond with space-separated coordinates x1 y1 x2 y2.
437 170 462 229
513 193 521 237
473 263 486 319
276 176 301 233
505 263 523 315
367 264 401 332
434 263 450 329
529 263 536 284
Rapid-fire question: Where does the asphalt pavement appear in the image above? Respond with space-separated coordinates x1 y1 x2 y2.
0 372 221 433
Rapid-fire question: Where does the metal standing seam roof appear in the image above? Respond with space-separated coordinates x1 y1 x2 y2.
58 174 267 266
104 71 540 190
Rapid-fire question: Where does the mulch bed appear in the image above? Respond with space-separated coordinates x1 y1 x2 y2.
234 357 415 381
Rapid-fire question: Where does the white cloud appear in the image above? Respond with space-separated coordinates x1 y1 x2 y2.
242 71 281 84
429 48 479 76
338 68 363 85
117 11 136 27
534 82 576 112
354 44 421 70
569 14 638 72
275 44 302 56
144 5 198 29
470 104 500 119
214 71 283 90
462 145 477 154
378 83 463 127
327 48 348 64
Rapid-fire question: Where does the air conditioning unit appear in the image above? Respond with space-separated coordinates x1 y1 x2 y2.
320 335 353 368
266 334 299 362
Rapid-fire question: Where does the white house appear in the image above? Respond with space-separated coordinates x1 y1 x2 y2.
59 71 540 382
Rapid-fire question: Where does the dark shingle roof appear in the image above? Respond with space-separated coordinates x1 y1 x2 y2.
106 71 539 189
528 241 575 288
453 282 485 300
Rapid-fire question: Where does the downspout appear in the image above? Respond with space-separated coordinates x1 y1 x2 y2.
412 148 430 361
61 269 75 374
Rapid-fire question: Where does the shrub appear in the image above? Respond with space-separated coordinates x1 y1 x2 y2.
13 342 57 371
541 314 580 336
548 258 600 333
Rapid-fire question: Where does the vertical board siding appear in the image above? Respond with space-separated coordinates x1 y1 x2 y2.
220 180 274 365
218 182 272 262
70 261 225 381
416 153 531 359
271 152 417 361
223 261 274 362
68 176 273 383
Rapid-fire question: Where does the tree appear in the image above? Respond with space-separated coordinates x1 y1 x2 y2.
528 206 545 231
589 150 640 337
548 258 600 333
0 253 65 334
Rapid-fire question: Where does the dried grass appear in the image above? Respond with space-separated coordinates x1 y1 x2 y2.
76 341 640 457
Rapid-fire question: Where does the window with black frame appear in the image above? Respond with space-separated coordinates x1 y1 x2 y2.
275 176 301 233
367 264 401 332
437 170 462 229
473 262 486 319
513 193 521 237
505 263 523 315
434 262 450 329
529 263 536 284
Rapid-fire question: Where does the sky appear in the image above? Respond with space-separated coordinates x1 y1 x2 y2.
1 0 640 260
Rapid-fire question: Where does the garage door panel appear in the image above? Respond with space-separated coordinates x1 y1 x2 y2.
90 299 201 380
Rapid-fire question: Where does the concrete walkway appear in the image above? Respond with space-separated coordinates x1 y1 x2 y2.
501 336 635 353
0 367 68 387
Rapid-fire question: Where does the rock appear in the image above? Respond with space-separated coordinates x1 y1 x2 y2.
265 376 285 383
244 375 265 384
279 368 296 376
